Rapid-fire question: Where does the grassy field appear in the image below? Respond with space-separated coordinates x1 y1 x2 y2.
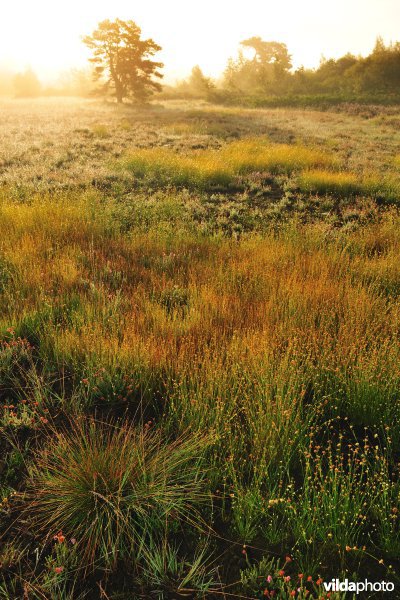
0 97 400 599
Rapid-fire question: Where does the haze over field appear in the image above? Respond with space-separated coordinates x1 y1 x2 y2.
1 0 399 81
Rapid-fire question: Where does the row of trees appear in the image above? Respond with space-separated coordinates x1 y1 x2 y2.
0 67 95 98
60 21 400 102
3 18 399 103
175 37 400 102
208 36 400 99
304 38 400 94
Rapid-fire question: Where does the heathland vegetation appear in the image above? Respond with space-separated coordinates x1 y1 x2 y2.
0 96 399 598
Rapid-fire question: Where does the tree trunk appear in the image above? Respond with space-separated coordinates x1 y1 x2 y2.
115 83 124 103
110 63 123 103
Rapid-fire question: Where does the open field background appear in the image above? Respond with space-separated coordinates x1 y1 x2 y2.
2 98 400 186
0 98 400 599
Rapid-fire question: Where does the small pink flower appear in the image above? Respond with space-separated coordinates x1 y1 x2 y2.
54 566 64 574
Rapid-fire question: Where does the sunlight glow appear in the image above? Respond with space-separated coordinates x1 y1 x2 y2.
1 0 399 81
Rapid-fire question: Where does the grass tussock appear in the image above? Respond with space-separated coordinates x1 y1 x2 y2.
120 138 336 189
25 418 209 569
219 138 336 174
119 146 233 188
298 169 400 201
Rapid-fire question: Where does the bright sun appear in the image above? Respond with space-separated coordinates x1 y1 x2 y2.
1 0 399 81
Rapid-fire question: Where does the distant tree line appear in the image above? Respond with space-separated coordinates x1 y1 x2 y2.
287 37 400 96
169 36 400 103
1 25 399 105
0 66 96 99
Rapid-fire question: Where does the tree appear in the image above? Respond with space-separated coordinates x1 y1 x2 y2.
174 66 215 99
14 68 41 98
222 37 292 94
189 66 213 92
83 19 163 103
186 66 215 97
241 37 292 73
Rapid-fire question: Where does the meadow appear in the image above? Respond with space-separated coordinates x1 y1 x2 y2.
0 97 400 599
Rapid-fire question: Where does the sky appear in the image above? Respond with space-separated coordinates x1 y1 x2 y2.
0 0 398 82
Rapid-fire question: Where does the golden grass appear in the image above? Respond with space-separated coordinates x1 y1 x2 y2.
1 190 400 589
0 98 399 189
218 138 336 174
121 137 337 188
2 196 399 489
298 169 400 200
2 99 400 593
2 196 398 465
1 194 399 377
92 123 111 138
298 170 361 196
120 146 233 188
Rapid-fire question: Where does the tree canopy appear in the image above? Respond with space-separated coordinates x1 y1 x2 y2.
83 19 163 103
223 38 292 94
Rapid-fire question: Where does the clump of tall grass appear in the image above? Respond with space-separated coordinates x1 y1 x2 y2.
298 170 400 202
120 138 336 189
119 147 233 189
92 124 110 138
219 138 336 175
25 418 209 569
137 538 217 597
292 436 377 550
298 170 361 197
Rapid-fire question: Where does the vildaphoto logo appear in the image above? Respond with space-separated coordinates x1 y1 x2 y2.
323 579 394 594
